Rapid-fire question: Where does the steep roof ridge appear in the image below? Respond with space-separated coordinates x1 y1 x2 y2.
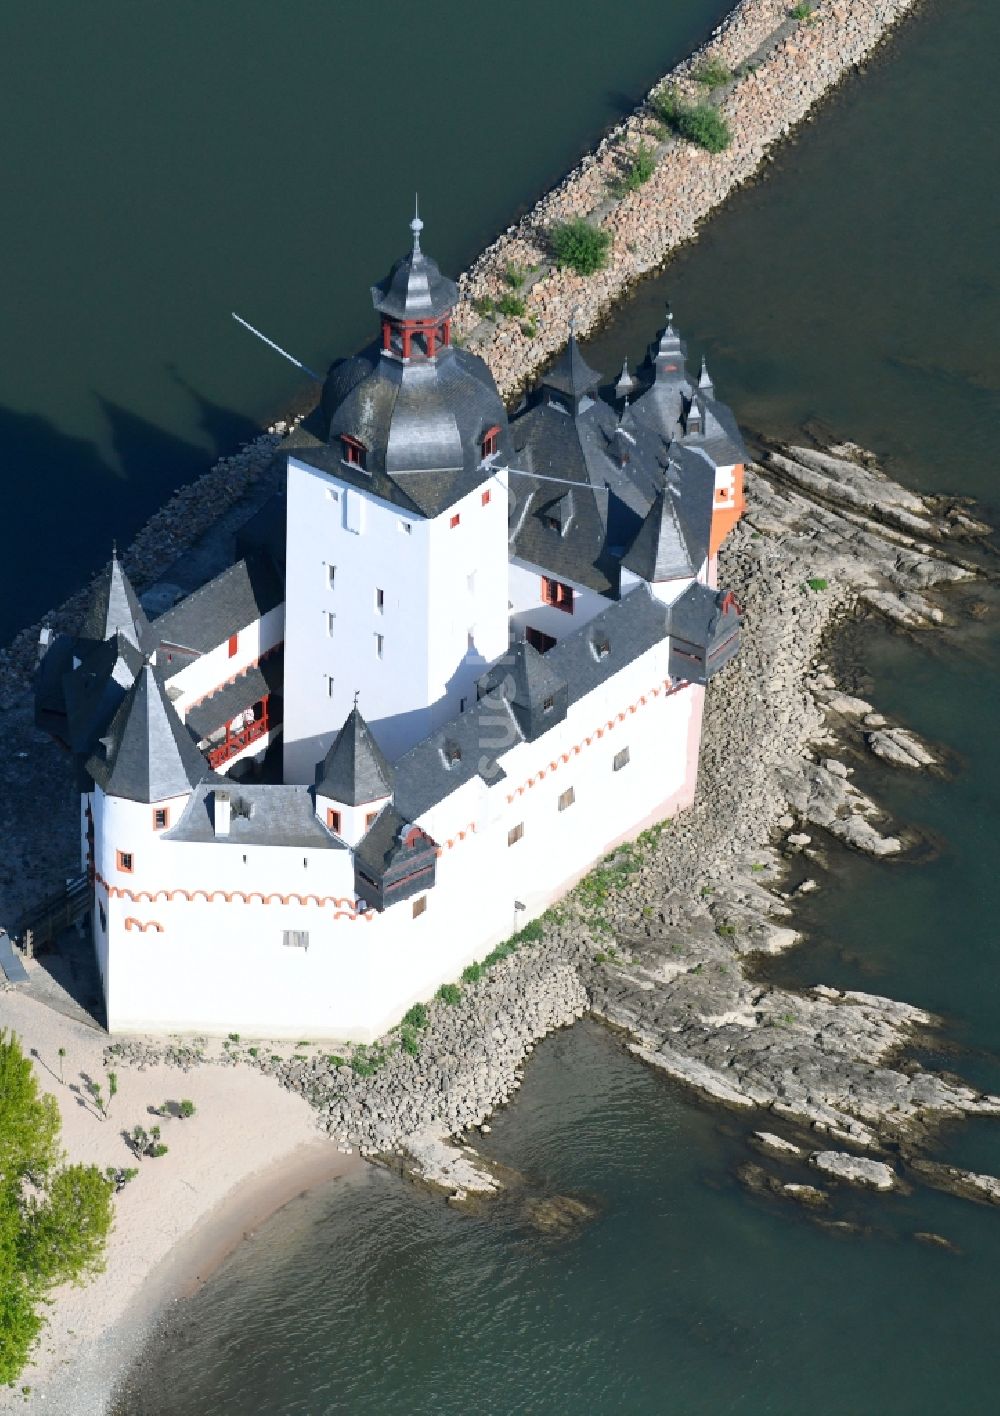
316 706 394 806
87 662 207 802
79 550 151 650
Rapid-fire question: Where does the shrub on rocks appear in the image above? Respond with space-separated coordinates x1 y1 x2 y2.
692 58 732 89
611 140 657 196
652 88 731 154
549 218 612 276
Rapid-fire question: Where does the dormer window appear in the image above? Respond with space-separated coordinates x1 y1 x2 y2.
542 695 555 713
541 576 574 614
341 435 367 471
591 635 611 661
441 740 462 767
481 425 500 460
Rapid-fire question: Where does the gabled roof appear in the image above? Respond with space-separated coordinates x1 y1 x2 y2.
185 652 283 741
86 663 207 803
164 783 344 849
79 551 151 651
667 444 717 569
152 554 283 670
315 707 394 806
621 490 695 583
477 640 568 740
354 805 436 881
668 581 740 647
370 212 459 322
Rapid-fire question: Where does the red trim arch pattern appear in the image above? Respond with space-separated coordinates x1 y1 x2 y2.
504 676 688 803
124 917 164 933
94 872 374 922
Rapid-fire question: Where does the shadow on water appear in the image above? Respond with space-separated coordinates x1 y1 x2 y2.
0 383 263 643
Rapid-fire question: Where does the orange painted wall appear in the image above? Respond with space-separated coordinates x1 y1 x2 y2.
709 463 746 557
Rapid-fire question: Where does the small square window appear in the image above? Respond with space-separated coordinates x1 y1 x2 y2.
152 808 169 830
412 895 427 919
558 787 575 812
508 822 524 847
450 513 461 529
482 489 491 506
228 633 238 658
326 487 340 502
399 520 412 534
375 587 385 613
613 746 630 772
481 425 500 459
542 695 555 713
365 811 378 829
341 436 366 470
283 930 310 950
375 633 384 659
327 808 342 834
116 850 133 873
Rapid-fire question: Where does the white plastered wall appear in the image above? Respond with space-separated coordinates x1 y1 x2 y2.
508 558 609 646
162 604 285 719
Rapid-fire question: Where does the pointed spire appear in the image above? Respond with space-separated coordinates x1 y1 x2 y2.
699 356 714 395
78 547 150 650
86 663 206 802
615 356 637 401
316 706 393 806
622 489 695 584
372 201 458 322
410 193 423 255
542 322 601 409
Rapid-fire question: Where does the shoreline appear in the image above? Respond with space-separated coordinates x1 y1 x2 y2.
0 991 362 1415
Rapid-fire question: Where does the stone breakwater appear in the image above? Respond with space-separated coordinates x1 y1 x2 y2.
93 444 1000 1207
454 0 924 398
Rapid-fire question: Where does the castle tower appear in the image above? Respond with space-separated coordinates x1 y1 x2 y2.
282 208 513 779
314 705 394 847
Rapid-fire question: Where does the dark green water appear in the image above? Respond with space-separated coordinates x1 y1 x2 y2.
107 0 1000 1410
0 0 731 641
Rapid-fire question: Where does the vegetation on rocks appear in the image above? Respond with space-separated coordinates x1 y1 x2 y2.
789 3 814 19
652 88 732 154
692 58 733 88
0 1031 114 1384
549 218 612 276
611 140 657 196
496 292 526 318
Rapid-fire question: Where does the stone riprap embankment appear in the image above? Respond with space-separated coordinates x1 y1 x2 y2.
453 0 925 398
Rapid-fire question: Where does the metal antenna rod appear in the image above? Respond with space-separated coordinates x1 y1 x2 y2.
231 312 321 381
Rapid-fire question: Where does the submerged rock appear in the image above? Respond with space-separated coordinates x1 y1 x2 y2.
866 727 937 771
810 1150 896 1190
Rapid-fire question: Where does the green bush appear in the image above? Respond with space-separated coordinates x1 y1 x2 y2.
399 1025 420 1059
789 2 813 18
325 1053 347 1068
692 58 733 88
350 1043 388 1077
473 295 495 317
612 140 657 196
461 961 486 985
806 577 829 591
504 262 527 289
652 88 731 154
177 1099 196 1119
520 318 538 339
436 982 462 1006
496 293 526 318
402 1002 429 1031
0 1032 114 1383
549 218 612 276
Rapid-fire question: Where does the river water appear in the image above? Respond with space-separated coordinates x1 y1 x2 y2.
0 0 732 642
100 0 1000 1410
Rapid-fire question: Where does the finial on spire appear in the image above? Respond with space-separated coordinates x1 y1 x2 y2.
112 539 118 560
410 194 423 255
353 688 360 710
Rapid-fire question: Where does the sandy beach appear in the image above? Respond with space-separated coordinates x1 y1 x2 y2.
0 982 362 1415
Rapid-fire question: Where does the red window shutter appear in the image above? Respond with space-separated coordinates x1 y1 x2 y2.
228 633 238 658
482 489 491 506
450 513 461 529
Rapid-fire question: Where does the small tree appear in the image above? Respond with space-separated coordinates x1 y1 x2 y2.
549 218 612 276
178 1100 196 1119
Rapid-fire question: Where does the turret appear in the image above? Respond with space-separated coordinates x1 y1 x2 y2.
78 546 151 652
314 705 394 847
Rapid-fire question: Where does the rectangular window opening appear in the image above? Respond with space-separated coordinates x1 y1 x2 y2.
228 633 238 658
327 808 342 834
481 488 492 506
541 576 574 613
116 850 133 873
375 633 384 659
282 930 310 950
326 611 336 636
450 513 461 529
325 674 335 698
558 787 575 812
399 520 412 534
525 626 557 655
327 564 336 590
375 587 385 613
152 808 169 831
542 695 555 713
365 811 378 829
508 822 524 847
613 746 631 772
412 895 427 919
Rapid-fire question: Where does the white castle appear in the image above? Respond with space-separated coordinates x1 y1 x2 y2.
36 214 745 1040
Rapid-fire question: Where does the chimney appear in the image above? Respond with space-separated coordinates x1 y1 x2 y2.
213 791 231 838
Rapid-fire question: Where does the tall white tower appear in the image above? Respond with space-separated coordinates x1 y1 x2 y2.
281 211 513 780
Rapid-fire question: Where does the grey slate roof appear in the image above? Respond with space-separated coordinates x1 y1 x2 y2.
79 552 151 651
667 444 717 569
165 783 343 849
477 640 568 741
63 633 144 756
354 804 434 880
668 581 740 647
394 587 671 821
371 214 459 323
86 663 208 803
152 554 283 670
316 707 394 805
292 341 511 520
541 334 601 406
185 652 283 741
621 490 695 583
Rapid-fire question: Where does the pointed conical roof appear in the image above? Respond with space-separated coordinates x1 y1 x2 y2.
622 490 695 583
698 356 714 394
477 640 568 740
79 550 150 650
316 707 394 806
371 204 459 323
86 663 206 802
542 333 601 404
615 357 637 401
